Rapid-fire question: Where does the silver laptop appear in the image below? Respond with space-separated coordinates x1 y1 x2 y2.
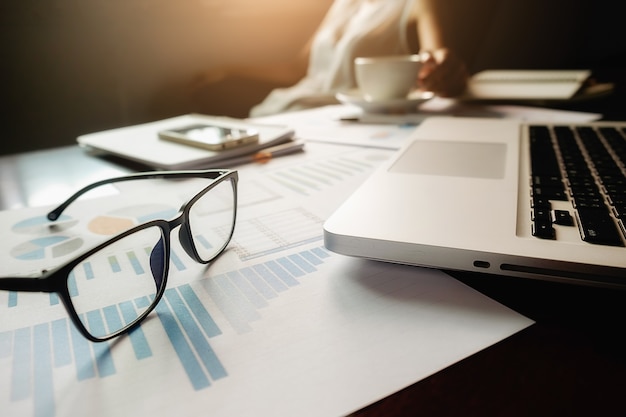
324 117 626 288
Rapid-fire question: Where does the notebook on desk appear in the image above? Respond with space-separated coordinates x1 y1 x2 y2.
462 69 593 101
324 116 626 288
77 114 295 170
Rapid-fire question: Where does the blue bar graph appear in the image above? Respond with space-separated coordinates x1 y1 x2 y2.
312 247 330 259
178 285 221 338
251 264 288 293
33 324 55 417
240 267 278 300
199 247 328 335
51 319 72 367
114 303 153 360
202 277 253 334
214 274 262 323
194 234 212 250
135 296 151 309
265 260 300 287
127 251 145 275
155 300 211 390
300 250 324 266
108 255 121 273
268 154 375 196
8 291 18 308
288 253 317 274
11 327 31 401
2 246 332 417
86 311 116 377
0 331 12 358
277 256 306 278
67 273 78 297
227 271 269 309
49 293 60 306
164 289 227 381
69 320 96 381
170 249 186 272
83 262 94 280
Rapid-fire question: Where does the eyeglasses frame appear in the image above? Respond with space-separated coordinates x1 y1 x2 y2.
0 169 238 342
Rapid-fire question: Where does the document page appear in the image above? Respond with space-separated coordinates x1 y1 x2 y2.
0 142 533 417
252 103 600 150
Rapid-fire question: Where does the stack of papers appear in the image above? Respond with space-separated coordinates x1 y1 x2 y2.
77 114 295 170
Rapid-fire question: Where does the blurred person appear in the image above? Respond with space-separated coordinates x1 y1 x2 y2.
196 0 470 117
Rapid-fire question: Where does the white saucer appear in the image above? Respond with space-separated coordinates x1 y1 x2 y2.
335 89 435 113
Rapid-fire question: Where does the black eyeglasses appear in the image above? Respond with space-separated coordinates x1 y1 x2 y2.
0 169 238 342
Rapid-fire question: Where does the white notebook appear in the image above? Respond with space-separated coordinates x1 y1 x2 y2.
77 114 295 170
463 69 591 101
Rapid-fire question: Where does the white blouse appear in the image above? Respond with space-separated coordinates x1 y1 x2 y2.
250 0 416 117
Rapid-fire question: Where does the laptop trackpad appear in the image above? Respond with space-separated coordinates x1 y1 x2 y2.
389 140 507 179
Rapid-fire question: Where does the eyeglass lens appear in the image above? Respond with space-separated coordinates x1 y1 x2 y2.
66 175 236 340
187 177 236 262
69 225 167 339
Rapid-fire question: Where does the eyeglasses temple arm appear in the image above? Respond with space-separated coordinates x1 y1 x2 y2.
0 276 55 292
46 170 228 221
47 177 120 221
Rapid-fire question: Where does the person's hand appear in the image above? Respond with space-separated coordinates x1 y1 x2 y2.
418 48 468 97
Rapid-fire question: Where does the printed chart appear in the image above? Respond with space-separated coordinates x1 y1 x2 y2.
12 215 78 235
88 204 177 235
0 142 532 417
1 242 332 417
11 236 84 261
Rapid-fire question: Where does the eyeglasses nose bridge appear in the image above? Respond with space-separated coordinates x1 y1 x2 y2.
148 236 167 288
169 210 200 261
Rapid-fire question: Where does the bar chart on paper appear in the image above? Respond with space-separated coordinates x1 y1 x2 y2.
0 240 334 417
265 150 386 196
1 189 338 416
0 143 394 417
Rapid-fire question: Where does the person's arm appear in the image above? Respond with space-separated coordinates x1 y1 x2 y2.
414 0 468 96
415 0 445 51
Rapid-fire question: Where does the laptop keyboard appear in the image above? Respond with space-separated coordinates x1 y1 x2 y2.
529 124 626 246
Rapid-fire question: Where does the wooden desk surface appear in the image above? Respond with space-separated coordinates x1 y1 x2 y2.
354 272 626 416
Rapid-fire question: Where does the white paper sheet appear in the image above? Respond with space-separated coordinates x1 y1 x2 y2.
0 142 533 417
252 102 601 149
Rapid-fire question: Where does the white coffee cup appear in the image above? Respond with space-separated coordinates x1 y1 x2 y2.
354 54 422 101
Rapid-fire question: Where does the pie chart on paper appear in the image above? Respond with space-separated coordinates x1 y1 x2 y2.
12 214 79 235
11 236 84 260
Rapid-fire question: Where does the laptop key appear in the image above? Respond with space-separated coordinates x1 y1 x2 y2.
532 195 552 209
532 219 555 239
532 175 563 188
576 208 625 246
573 196 605 210
533 185 567 200
552 210 574 226
614 205 626 219
529 123 626 246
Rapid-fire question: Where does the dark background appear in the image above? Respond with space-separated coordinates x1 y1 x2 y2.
2 0 626 154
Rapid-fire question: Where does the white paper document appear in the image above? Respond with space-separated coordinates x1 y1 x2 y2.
0 142 533 417
252 102 600 150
